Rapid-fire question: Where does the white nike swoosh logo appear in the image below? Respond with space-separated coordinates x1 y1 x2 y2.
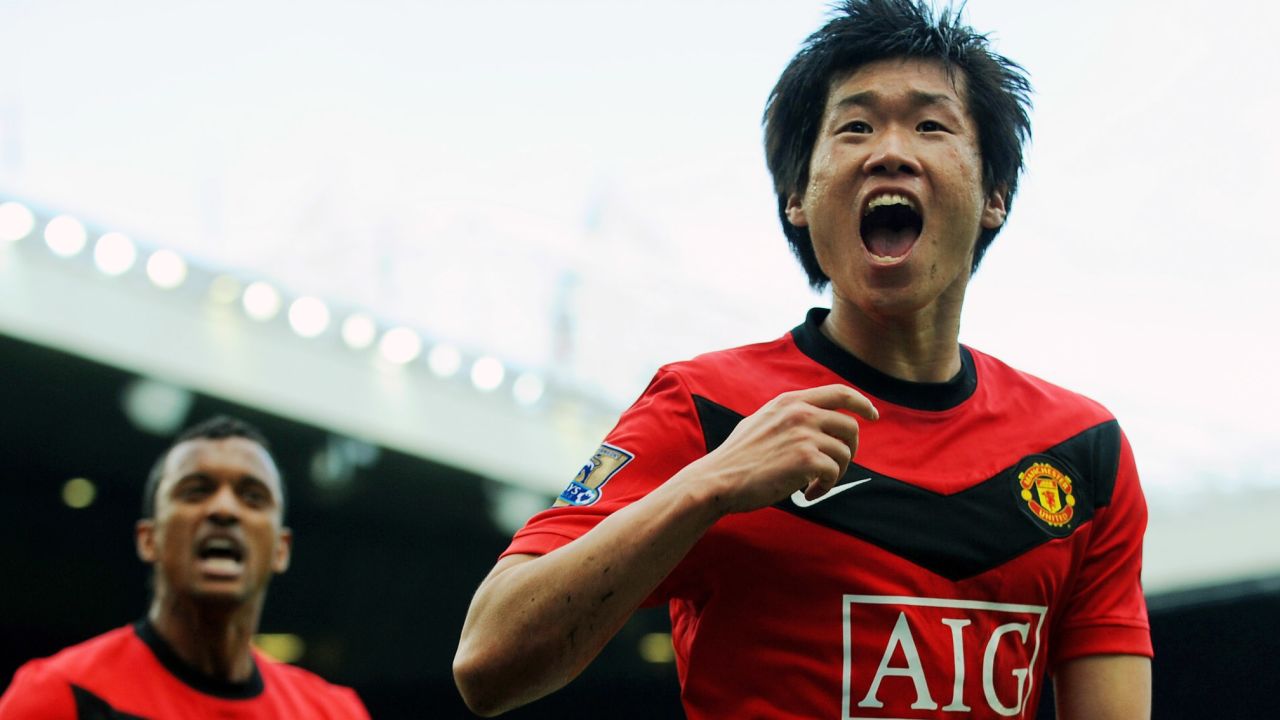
790 477 873 508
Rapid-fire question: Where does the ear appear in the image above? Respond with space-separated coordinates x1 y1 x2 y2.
981 184 1007 230
272 527 293 574
136 519 157 563
785 192 809 228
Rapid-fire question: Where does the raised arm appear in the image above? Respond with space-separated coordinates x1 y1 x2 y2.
452 385 876 716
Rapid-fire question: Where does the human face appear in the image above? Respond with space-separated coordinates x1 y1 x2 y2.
786 58 1006 322
136 437 291 606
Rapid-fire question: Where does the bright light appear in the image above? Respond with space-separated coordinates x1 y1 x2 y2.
427 343 462 378
0 202 35 242
62 478 97 509
638 632 675 664
121 378 193 436
146 249 188 289
379 327 421 364
288 296 330 338
253 634 305 664
209 275 241 305
44 215 87 257
471 356 505 392
242 281 282 321
512 372 546 406
93 232 137 276
341 313 377 349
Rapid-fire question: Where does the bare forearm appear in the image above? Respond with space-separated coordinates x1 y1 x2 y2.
454 384 876 715
453 465 726 716
1054 654 1151 720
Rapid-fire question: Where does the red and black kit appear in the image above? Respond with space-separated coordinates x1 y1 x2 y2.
0 620 369 719
507 308 1152 720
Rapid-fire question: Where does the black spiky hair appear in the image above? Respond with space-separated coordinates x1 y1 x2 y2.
763 0 1033 289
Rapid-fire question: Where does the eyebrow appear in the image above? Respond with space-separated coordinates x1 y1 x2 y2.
831 89 958 114
173 472 276 497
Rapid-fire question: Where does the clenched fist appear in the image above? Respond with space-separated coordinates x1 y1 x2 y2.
691 384 878 516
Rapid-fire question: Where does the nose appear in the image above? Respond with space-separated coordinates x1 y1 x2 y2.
862 127 922 177
205 485 242 526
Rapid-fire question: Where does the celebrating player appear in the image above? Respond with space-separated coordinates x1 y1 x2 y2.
454 1 1152 717
0 416 370 719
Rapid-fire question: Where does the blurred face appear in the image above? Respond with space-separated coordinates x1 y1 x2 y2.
136 437 291 606
786 58 1006 320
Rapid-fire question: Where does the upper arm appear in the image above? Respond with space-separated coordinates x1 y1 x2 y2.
1053 654 1151 720
0 662 76 720
1053 428 1152 663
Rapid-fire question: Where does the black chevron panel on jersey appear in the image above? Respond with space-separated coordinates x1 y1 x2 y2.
72 686 147 720
692 394 1122 581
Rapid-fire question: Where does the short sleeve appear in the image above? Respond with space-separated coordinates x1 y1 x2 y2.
0 660 77 720
503 367 707 560
1052 429 1153 665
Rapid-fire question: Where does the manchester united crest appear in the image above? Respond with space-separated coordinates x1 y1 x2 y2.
1014 457 1078 535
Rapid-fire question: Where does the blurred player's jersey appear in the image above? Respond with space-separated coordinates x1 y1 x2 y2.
0 620 369 720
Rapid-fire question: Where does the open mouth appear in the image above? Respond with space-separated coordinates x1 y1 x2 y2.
196 537 245 576
861 193 922 261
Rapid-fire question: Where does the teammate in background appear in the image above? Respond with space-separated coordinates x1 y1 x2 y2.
455 1 1151 718
0 416 369 719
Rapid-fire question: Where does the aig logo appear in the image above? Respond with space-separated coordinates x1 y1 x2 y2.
842 595 1048 719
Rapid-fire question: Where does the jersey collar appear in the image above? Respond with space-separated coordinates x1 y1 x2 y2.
134 618 266 699
791 307 977 411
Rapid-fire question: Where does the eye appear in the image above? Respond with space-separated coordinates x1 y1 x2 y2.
239 484 272 507
839 120 873 134
175 479 212 501
917 120 947 133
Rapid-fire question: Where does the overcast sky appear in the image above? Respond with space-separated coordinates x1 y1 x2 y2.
1 0 1277 500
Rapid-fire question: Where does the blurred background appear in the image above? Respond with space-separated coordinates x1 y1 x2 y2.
1 0 1277 717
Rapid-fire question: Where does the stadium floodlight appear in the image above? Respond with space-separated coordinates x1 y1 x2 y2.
512 372 546 406
0 201 36 242
379 327 422 365
62 478 97 509
209 275 241 305
427 343 462 378
44 215 87 257
341 313 377 350
242 281 282 321
94 232 137 276
471 356 505 392
146 249 188 289
288 296 331 338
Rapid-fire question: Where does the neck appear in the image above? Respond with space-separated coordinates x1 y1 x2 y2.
824 290 964 383
147 591 263 683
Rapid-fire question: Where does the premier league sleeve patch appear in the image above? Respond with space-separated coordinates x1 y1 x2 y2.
554 443 634 507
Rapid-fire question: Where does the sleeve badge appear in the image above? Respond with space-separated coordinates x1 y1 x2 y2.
554 443 634 507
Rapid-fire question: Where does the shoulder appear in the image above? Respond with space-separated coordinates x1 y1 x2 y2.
967 346 1116 424
11 626 140 681
255 655 368 717
0 627 138 716
654 332 805 398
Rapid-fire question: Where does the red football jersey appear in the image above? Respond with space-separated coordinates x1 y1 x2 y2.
506 309 1151 720
0 621 369 720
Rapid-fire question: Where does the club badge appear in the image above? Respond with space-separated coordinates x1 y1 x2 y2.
1015 456 1077 536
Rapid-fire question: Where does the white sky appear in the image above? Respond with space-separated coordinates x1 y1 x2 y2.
1 0 1277 499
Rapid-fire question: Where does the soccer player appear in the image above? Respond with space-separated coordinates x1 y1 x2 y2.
0 416 370 719
454 1 1152 718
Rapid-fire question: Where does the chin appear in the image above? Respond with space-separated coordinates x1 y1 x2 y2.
188 585 252 606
